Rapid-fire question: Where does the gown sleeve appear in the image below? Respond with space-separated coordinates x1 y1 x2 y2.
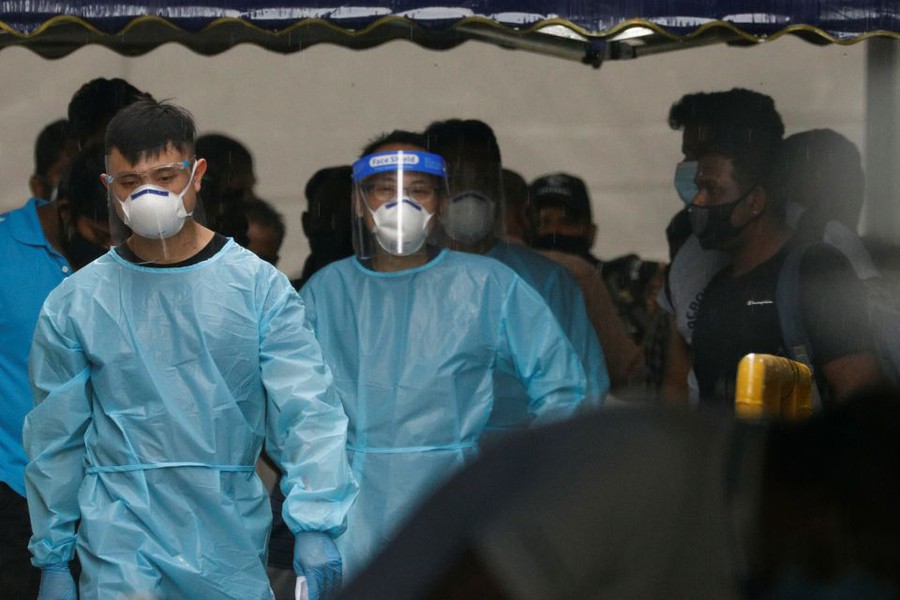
24 292 91 567
260 276 358 537
497 276 588 425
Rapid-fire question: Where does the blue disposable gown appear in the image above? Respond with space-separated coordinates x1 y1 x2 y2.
484 242 609 442
24 240 357 600
300 249 587 578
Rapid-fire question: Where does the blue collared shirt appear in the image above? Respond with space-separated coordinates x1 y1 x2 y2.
0 198 71 496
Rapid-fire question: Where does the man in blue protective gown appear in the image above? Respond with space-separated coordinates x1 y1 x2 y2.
23 98 357 600
298 131 588 581
424 119 609 443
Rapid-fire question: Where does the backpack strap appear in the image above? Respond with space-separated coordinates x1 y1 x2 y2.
775 243 824 410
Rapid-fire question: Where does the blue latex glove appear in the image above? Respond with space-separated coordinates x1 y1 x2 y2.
38 562 76 600
293 531 342 600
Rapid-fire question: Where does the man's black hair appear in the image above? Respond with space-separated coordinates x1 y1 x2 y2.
105 98 196 165
779 128 864 231
68 78 151 145
423 119 502 165
305 165 352 209
360 130 428 158
33 119 71 178
501 168 528 209
668 88 785 146
62 144 109 222
196 133 253 170
243 197 286 243
196 133 255 190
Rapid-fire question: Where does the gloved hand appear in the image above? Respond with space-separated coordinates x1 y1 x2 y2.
293 531 342 600
38 562 76 600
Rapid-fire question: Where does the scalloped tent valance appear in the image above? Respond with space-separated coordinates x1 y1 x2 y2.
0 1 897 63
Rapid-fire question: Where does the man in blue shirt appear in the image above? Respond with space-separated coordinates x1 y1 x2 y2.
0 119 76 598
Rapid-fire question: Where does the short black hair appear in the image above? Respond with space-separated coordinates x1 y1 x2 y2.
305 165 352 207
779 129 864 230
196 133 255 188
243 197 286 243
501 168 528 209
34 119 71 178
68 78 151 145
62 144 109 222
668 88 785 146
105 98 196 165
360 130 427 158
424 119 502 165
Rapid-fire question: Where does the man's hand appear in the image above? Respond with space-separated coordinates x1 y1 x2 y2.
293 531 342 600
38 562 76 600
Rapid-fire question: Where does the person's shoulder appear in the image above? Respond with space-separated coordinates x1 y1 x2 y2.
498 243 571 275
442 249 521 280
43 254 115 306
670 235 730 274
0 198 38 235
299 256 360 299
795 241 854 277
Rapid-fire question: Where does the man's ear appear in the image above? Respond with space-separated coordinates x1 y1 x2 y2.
29 174 46 199
193 158 208 192
587 223 597 247
747 186 767 216
56 198 72 226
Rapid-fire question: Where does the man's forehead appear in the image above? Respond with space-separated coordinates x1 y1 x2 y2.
106 143 187 169
697 154 736 178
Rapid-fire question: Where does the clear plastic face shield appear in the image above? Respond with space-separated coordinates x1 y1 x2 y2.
351 150 448 260
435 147 506 252
103 148 207 261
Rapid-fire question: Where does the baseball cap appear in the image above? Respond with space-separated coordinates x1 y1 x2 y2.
528 172 592 222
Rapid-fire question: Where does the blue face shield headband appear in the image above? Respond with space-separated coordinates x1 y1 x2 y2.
352 150 447 183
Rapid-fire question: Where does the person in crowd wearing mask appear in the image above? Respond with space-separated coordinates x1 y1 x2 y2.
523 172 645 390
56 144 114 270
23 98 356 600
527 172 602 267
423 118 607 438
286 130 586 584
659 89 775 405
0 118 75 599
242 196 286 267
681 116 880 406
293 165 354 289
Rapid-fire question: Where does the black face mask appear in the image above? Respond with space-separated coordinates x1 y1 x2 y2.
63 229 107 270
531 233 591 256
688 189 757 250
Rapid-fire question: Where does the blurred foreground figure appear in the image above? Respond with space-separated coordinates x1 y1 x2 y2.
341 387 900 600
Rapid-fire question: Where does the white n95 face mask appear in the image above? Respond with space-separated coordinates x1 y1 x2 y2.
368 197 433 256
674 161 699 205
118 163 197 239
441 191 495 244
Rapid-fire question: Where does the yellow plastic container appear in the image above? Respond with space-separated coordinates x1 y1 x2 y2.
734 353 813 420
